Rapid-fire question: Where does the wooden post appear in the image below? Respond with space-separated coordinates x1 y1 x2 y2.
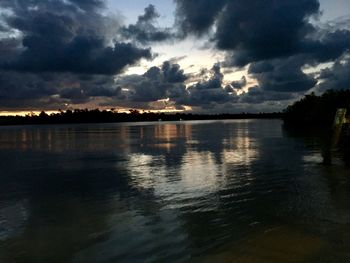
323 108 347 165
332 108 347 147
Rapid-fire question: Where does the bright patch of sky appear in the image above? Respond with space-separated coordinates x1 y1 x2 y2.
107 0 175 25
319 0 350 21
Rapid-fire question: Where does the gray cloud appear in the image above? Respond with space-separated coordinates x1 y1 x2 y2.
114 62 238 110
0 0 156 110
174 0 226 36
239 86 297 104
115 61 188 103
175 0 321 65
0 71 57 102
121 5 173 44
317 57 350 92
174 0 350 103
231 76 247 90
0 70 122 109
0 0 152 75
179 63 238 106
1 0 350 112
249 57 317 93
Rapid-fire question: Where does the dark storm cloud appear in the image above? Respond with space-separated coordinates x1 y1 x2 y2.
59 88 88 103
239 86 296 104
248 62 275 74
0 70 121 109
182 87 236 107
4 38 152 75
231 76 247 90
249 57 317 92
2 0 350 112
59 85 120 104
0 0 157 110
58 74 121 103
175 0 350 71
121 5 173 44
179 63 237 106
175 0 320 65
174 0 350 101
189 63 223 91
217 1 320 66
161 61 187 83
246 44 346 94
0 0 152 75
174 0 226 36
0 38 22 62
0 71 57 101
115 61 188 103
313 32 347 60
113 62 239 109
318 58 350 91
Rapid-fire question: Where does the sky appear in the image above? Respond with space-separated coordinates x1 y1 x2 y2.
0 0 350 114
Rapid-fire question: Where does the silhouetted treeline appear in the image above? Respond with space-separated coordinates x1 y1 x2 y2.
284 90 350 125
0 109 282 126
2 89 350 126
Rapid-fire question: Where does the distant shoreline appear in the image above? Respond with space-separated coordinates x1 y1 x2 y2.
0 111 283 126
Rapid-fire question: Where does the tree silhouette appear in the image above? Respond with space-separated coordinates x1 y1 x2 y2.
284 89 350 124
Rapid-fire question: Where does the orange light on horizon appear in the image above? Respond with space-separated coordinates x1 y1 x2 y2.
0 110 61 117
0 105 193 117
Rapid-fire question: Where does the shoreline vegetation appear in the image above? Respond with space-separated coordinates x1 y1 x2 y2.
0 90 349 126
0 110 282 126
283 90 350 126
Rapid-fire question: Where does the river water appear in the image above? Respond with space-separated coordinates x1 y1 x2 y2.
0 120 350 262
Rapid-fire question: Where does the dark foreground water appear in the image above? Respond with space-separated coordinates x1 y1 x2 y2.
1 120 350 262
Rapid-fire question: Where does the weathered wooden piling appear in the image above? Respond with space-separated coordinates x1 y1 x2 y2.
332 108 347 147
323 108 348 165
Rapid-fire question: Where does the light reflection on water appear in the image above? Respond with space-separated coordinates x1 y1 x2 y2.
0 120 350 262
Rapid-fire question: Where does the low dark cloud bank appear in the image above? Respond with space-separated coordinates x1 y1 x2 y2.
114 62 238 110
0 0 350 112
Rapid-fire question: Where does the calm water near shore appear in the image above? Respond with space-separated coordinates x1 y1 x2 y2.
1 120 350 262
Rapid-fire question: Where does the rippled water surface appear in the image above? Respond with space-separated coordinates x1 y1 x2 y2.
1 120 350 262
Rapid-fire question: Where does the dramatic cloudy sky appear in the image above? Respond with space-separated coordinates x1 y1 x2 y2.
0 0 350 114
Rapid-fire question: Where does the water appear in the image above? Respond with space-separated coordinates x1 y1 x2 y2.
0 119 350 262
